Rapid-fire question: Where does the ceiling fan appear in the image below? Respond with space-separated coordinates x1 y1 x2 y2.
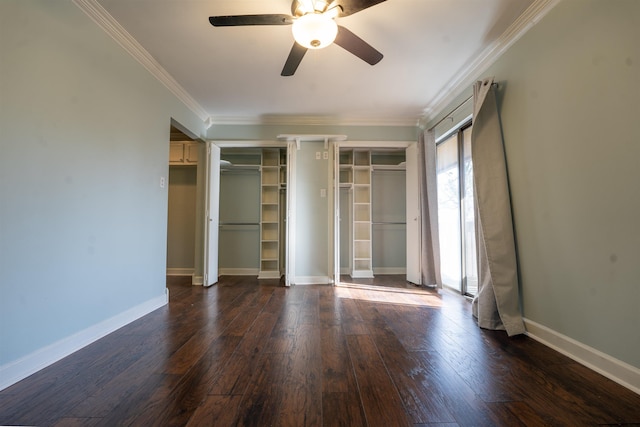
209 0 386 76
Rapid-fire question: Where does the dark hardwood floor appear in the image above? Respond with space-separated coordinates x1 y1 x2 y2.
1 275 638 426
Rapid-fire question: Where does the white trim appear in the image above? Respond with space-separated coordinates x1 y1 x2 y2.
192 275 203 285
524 318 640 395
257 270 281 279
166 268 194 276
373 267 407 275
218 268 259 276
72 0 209 121
208 115 420 127
291 276 333 285
214 140 287 148
420 0 562 125
339 140 413 148
351 270 375 279
0 293 168 391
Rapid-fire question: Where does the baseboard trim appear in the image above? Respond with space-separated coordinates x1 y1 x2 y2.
192 275 203 286
219 268 259 276
524 318 640 394
351 270 374 279
372 267 407 275
258 270 282 279
166 268 194 276
0 293 168 392
291 276 333 285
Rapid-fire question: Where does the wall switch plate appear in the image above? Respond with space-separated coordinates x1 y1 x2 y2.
160 177 165 188
323 151 328 160
320 188 326 198
316 151 321 160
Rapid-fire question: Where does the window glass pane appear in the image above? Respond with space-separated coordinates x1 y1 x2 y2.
462 127 478 296
436 135 461 290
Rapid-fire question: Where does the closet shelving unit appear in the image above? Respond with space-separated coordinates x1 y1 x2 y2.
279 149 287 275
340 149 374 278
259 148 282 279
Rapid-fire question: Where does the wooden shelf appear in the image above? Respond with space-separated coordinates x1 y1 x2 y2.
341 148 373 278
259 148 286 279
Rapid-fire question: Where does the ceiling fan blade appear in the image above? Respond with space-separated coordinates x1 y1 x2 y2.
334 0 387 17
334 25 383 65
281 42 308 76
209 14 293 27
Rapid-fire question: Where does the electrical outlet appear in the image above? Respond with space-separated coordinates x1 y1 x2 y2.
160 177 165 188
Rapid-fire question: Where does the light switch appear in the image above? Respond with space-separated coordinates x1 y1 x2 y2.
316 151 321 160
323 151 329 160
320 188 326 198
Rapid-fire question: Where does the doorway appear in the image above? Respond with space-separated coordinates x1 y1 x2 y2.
335 145 421 288
166 124 203 286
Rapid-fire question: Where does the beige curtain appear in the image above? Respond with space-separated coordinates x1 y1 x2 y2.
418 129 442 288
471 77 525 336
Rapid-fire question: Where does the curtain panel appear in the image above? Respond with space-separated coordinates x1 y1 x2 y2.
471 77 525 336
418 129 442 288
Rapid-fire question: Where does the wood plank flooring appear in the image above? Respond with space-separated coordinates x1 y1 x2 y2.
1 275 639 426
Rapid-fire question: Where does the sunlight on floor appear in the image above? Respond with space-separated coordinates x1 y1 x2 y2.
334 283 443 308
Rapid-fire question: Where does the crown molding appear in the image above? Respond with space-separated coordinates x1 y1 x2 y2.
207 114 421 127
420 0 562 125
72 0 209 122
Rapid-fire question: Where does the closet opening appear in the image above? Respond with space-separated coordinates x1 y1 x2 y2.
337 146 418 290
218 147 287 282
166 124 204 287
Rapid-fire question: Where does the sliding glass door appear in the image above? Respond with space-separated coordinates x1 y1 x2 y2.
436 125 477 296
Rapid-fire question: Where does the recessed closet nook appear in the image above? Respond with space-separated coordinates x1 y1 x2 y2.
166 133 420 287
166 136 202 279
338 148 408 279
218 148 287 279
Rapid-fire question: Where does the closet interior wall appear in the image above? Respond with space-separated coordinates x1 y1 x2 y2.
218 148 286 278
339 148 406 278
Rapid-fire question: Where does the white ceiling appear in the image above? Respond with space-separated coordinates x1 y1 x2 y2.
93 0 540 126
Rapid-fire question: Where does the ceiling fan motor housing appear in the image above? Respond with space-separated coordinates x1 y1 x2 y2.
292 0 332 17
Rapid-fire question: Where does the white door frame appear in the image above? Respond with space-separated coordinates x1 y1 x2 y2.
203 142 220 287
333 141 421 283
332 141 341 284
405 142 422 285
285 141 296 286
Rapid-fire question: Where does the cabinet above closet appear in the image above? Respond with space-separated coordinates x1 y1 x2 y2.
169 141 199 165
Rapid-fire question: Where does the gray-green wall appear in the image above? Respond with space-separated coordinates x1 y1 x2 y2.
430 0 640 369
0 0 206 376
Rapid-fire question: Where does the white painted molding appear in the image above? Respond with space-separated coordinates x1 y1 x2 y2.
524 318 640 395
339 140 413 148
0 293 167 391
192 275 203 286
351 270 375 279
166 268 195 276
258 271 282 280
208 115 421 127
72 0 209 122
214 140 287 148
420 0 562 125
291 276 333 285
373 267 407 275
219 268 260 276
214 140 414 149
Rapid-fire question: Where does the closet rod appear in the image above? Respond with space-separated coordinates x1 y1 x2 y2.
372 222 406 225
219 222 260 226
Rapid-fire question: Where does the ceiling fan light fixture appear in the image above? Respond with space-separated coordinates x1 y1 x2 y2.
292 13 338 49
